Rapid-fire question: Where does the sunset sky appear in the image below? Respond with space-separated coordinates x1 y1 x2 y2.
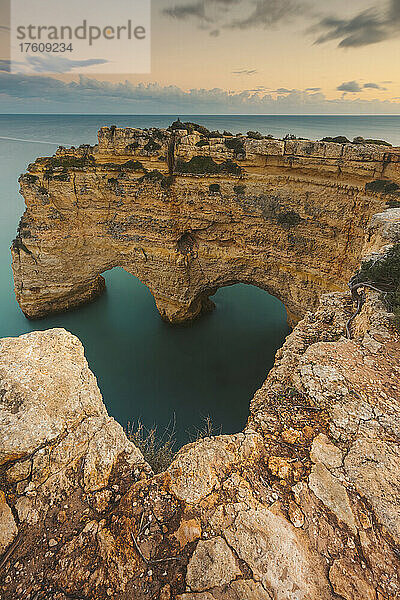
0 0 399 113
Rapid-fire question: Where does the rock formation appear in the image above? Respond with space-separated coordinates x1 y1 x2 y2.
10 125 400 324
1 126 400 598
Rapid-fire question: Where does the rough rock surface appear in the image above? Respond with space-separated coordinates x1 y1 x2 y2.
1 132 400 598
11 127 400 324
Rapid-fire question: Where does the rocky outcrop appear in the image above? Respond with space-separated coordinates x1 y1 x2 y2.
11 126 400 323
1 200 400 598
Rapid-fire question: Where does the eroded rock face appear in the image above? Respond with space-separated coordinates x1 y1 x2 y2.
2 134 400 598
11 127 400 323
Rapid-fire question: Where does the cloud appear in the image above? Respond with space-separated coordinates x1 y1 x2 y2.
364 82 386 90
228 0 307 30
337 80 362 93
311 0 400 48
337 80 388 93
0 25 10 33
13 55 108 74
0 60 10 72
163 1 208 21
232 69 257 75
0 73 398 115
306 87 321 92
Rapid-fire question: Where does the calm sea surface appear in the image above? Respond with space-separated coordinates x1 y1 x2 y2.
0 114 399 445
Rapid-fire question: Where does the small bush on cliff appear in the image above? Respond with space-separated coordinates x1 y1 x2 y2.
224 137 245 157
169 120 211 137
46 155 95 169
125 142 139 151
276 210 302 228
144 139 162 153
234 184 246 196
126 421 176 473
209 183 221 193
21 173 39 185
353 136 392 147
122 159 146 172
365 179 400 195
247 131 264 140
353 243 400 327
321 136 351 144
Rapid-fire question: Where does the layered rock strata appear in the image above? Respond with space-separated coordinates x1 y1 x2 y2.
1 203 400 598
11 126 400 323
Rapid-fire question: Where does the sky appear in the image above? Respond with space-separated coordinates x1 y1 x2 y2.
0 0 399 113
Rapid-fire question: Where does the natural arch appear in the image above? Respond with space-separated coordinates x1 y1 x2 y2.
11 126 396 324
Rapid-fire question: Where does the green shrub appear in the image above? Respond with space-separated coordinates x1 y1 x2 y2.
125 142 139 150
144 139 162 152
209 130 223 138
353 243 400 327
46 155 95 169
169 120 211 137
321 136 351 144
365 179 400 195
247 131 263 140
234 184 246 196
224 137 245 156
353 136 392 147
22 173 39 184
121 159 146 171
209 183 221 193
276 210 302 228
138 169 165 183
387 199 400 208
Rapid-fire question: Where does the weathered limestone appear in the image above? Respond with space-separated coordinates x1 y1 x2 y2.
10 127 400 324
1 132 400 598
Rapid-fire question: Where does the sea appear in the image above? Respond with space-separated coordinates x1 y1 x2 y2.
1 114 399 445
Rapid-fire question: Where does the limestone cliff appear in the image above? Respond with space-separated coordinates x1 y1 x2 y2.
10 126 400 324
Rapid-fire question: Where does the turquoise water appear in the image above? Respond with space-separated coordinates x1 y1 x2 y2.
1 114 399 445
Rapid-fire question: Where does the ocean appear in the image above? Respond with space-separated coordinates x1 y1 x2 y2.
1 114 399 445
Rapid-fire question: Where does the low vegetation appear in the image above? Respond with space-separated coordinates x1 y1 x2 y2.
353 243 400 327
276 210 302 228
365 179 400 195
126 421 176 474
322 135 392 147
175 156 242 176
224 137 245 157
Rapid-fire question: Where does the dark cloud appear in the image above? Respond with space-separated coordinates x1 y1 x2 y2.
364 82 386 90
163 1 208 21
229 0 306 30
163 0 239 23
232 69 257 75
312 0 400 48
337 81 362 93
306 87 321 91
